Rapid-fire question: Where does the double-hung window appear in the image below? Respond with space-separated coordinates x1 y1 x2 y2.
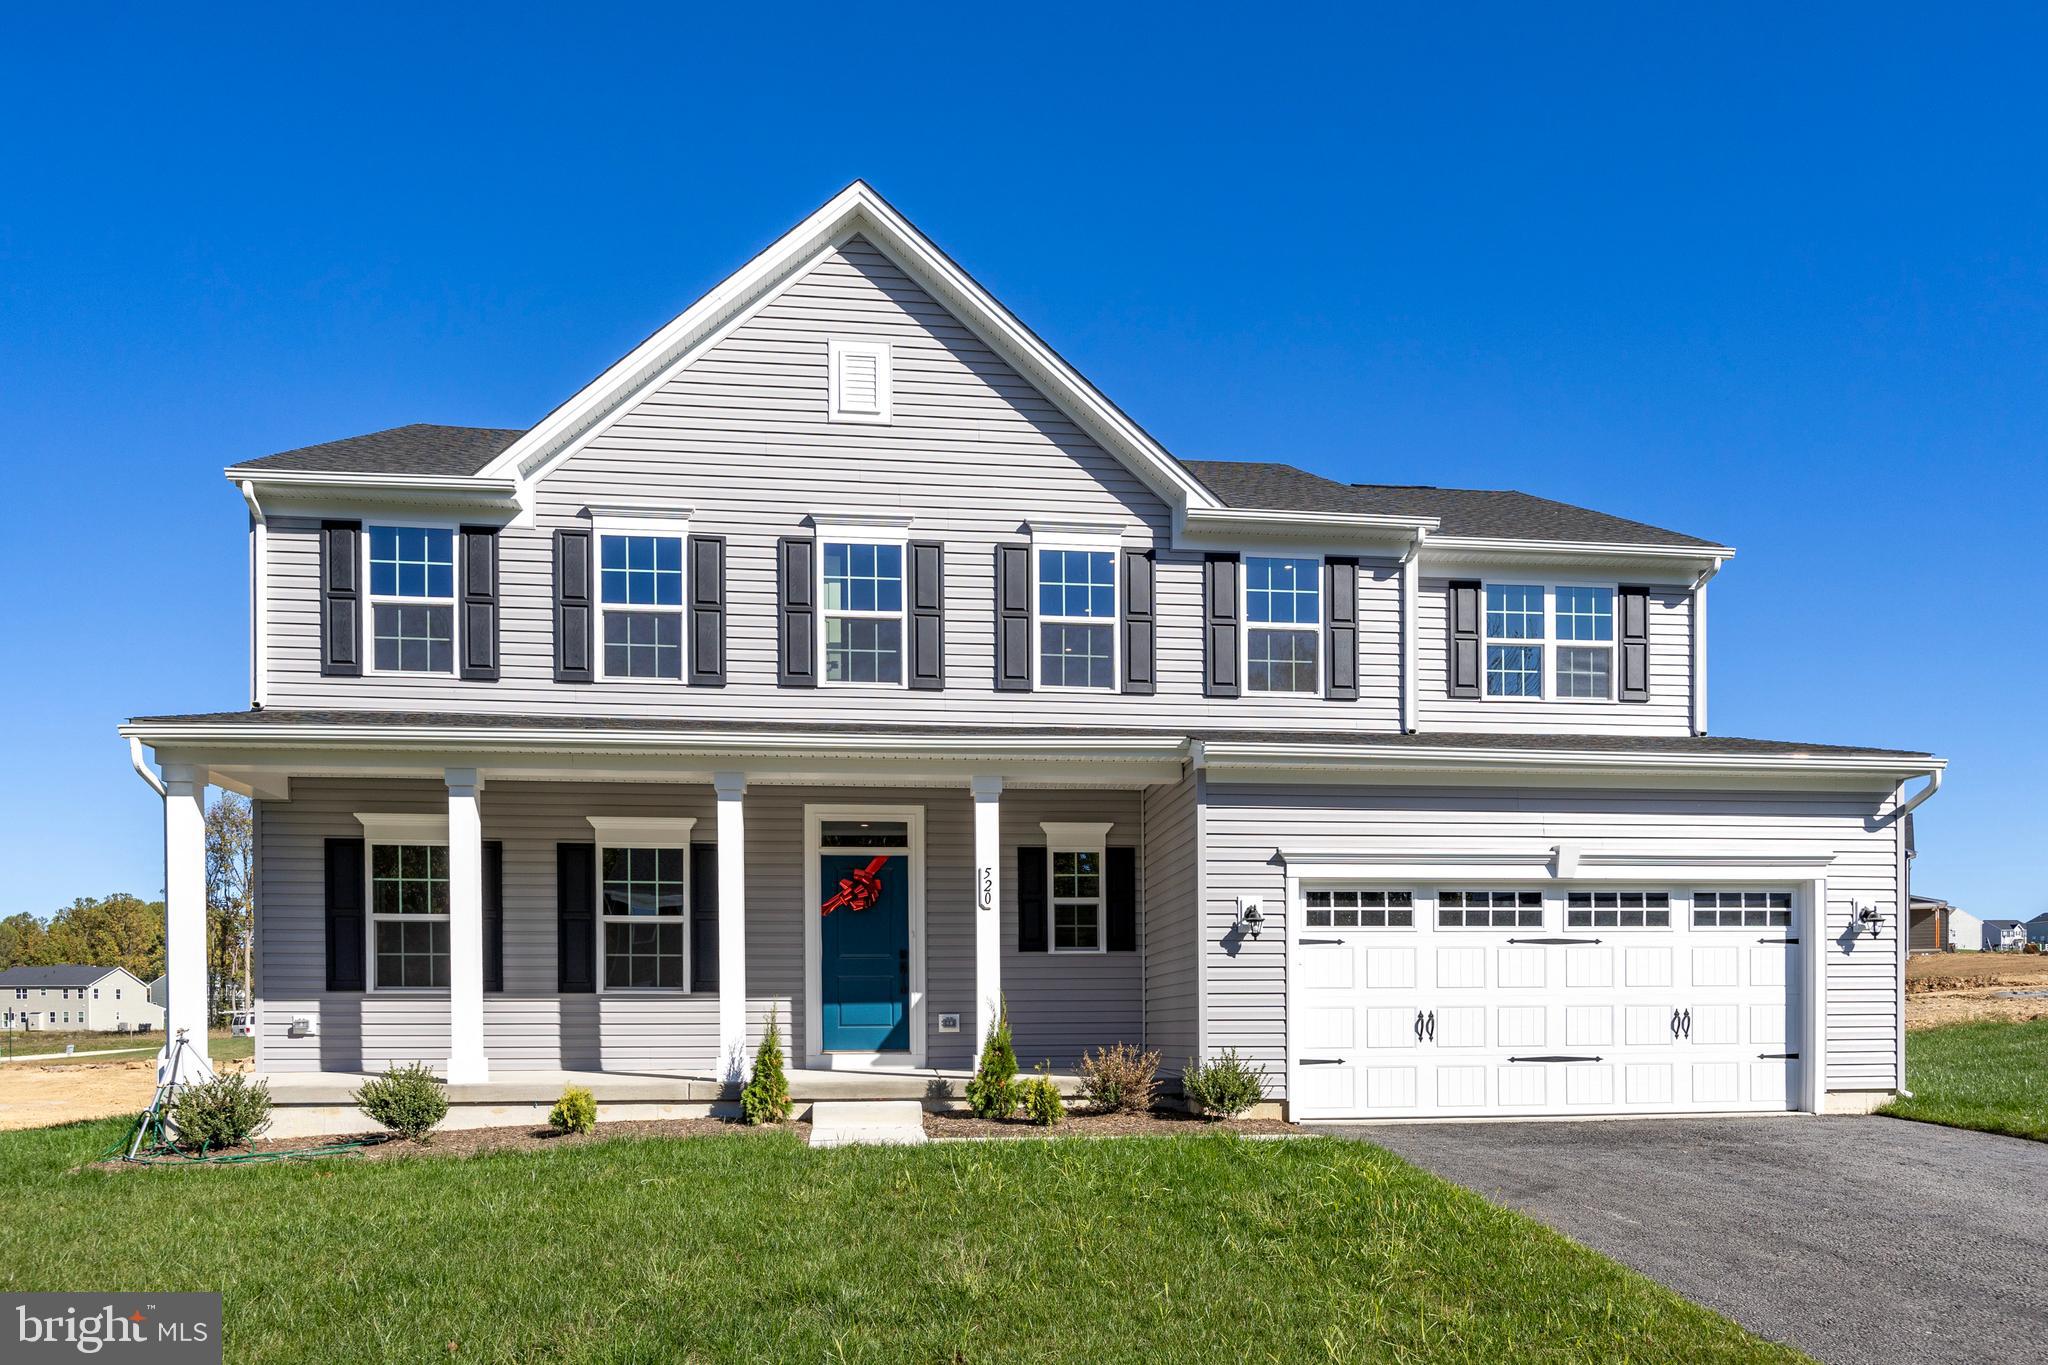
821 541 905 684
368 526 456 673
1245 556 1319 693
1037 547 1116 689
1042 822 1112 952
599 532 685 680
370 842 449 989
590 817 696 991
1484 583 1616 700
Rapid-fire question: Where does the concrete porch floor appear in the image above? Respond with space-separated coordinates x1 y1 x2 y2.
257 1066 1087 1138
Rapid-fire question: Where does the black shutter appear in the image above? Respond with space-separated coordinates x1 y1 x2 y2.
1618 585 1651 703
557 842 596 993
688 535 726 686
1448 579 1482 699
1017 845 1047 953
1121 547 1156 695
319 520 362 677
690 843 719 992
482 840 504 993
908 540 945 690
554 529 594 684
1203 553 1241 698
995 544 1032 691
324 837 365 991
1106 846 1137 952
1325 557 1359 701
460 526 500 682
777 537 817 687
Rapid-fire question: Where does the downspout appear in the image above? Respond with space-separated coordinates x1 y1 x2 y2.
1400 528 1429 733
1892 766 1942 1102
1688 560 1720 736
239 480 267 709
129 736 166 797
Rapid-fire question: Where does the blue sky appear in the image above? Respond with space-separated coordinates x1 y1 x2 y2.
1 6 2041 919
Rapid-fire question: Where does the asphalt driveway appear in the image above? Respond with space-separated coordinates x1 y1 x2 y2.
1328 1116 2048 1365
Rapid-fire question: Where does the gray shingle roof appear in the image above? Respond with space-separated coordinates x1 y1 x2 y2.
123 710 1929 759
1184 460 1721 548
0 964 128 988
227 424 525 477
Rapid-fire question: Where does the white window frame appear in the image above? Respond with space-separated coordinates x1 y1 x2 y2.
589 508 693 684
588 816 698 994
1042 821 1113 954
356 813 452 994
1028 523 1123 692
812 514 913 689
1480 580 1617 703
364 521 460 677
1565 889 1675 930
827 337 892 424
1241 554 1324 697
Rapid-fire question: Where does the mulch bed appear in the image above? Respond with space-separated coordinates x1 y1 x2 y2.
924 1107 1296 1139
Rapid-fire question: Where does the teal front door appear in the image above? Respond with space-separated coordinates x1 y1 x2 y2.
819 847 911 1052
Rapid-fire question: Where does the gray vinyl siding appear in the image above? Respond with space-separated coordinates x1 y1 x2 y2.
1416 578 1695 734
253 777 1140 1074
1199 782 1906 1101
259 236 1403 731
1140 768 1202 1075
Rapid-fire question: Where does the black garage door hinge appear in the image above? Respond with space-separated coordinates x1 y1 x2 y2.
1297 938 1343 946
1298 1058 1343 1066
1758 937 1800 944
1759 1052 1801 1060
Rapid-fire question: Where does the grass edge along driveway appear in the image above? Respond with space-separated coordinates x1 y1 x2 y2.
1882 1016 2048 1142
0 1120 1802 1364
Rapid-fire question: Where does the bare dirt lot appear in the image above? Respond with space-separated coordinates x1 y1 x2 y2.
1906 952 2048 1030
0 1053 254 1131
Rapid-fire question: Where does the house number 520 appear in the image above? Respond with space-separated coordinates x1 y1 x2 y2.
977 867 994 912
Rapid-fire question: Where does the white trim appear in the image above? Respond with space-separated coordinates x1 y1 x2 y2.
354 812 450 843
1176 505 1435 548
589 816 699 995
827 337 892 423
1399 530 1426 732
1023 519 1127 547
1041 822 1113 954
1477 579 1618 704
1425 536 1736 562
587 507 695 534
803 803 926 1068
1030 536 1120 692
815 532 911 689
1276 847 1838 884
809 512 914 536
475 183 1220 517
240 480 268 708
362 522 460 679
588 512 693 684
1241 553 1324 698
1690 568 1715 735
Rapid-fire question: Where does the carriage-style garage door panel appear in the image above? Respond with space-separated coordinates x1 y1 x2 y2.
1291 885 1801 1120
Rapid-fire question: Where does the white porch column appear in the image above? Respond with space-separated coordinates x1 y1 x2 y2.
971 775 1003 1065
715 772 748 1082
158 763 214 1086
444 767 489 1084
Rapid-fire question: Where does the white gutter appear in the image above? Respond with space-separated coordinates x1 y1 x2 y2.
239 480 268 708
129 736 166 797
1688 560 1721 735
1195 738 1946 781
1423 534 1737 562
1893 767 1944 820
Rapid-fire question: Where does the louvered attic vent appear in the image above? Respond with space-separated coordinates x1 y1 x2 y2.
829 338 891 423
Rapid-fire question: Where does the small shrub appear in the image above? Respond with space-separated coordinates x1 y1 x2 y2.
740 1008 793 1126
1078 1042 1160 1114
965 1004 1019 1119
354 1062 449 1143
169 1072 272 1151
1182 1049 1268 1119
549 1085 598 1135
1019 1067 1065 1126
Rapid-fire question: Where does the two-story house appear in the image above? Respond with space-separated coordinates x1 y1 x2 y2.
124 183 1942 1134
1 965 164 1033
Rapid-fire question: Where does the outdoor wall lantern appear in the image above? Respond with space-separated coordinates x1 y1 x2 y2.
1854 902 1886 938
1234 897 1266 940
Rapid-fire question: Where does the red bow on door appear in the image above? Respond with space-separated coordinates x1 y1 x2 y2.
821 856 889 916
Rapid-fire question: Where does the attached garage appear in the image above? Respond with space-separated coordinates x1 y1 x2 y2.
1287 882 1806 1120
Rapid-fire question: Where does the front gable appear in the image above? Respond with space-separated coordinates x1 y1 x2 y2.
532 233 1173 533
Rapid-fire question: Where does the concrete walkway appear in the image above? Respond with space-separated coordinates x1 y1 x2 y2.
1 1044 157 1063
1322 1115 2048 1365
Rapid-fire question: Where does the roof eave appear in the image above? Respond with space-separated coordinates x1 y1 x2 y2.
1193 738 1941 784
1177 505 1439 548
226 468 523 514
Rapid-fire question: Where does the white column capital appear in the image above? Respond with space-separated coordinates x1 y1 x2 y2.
444 766 485 797
713 771 748 800
161 762 204 797
970 775 1004 802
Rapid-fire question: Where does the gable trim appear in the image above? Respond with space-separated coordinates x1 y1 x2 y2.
476 182 1221 519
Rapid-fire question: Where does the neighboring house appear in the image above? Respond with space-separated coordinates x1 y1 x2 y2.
1946 906 1983 953
1981 919 2028 952
146 974 168 1008
121 182 1944 1131
0 965 165 1032
2027 915 2048 948
1909 894 1963 954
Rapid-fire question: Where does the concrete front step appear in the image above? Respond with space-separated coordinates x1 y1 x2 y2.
809 1100 928 1148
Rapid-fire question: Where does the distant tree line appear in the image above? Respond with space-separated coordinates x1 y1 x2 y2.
0 792 255 1024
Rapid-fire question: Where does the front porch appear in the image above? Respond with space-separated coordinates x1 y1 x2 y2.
258 1065 1090 1139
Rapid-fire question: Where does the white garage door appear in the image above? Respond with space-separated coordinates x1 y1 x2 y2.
1289 885 1802 1121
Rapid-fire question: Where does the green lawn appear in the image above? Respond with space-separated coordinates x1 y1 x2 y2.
1882 1017 2048 1141
1 1034 254 1066
0 1122 1800 1364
